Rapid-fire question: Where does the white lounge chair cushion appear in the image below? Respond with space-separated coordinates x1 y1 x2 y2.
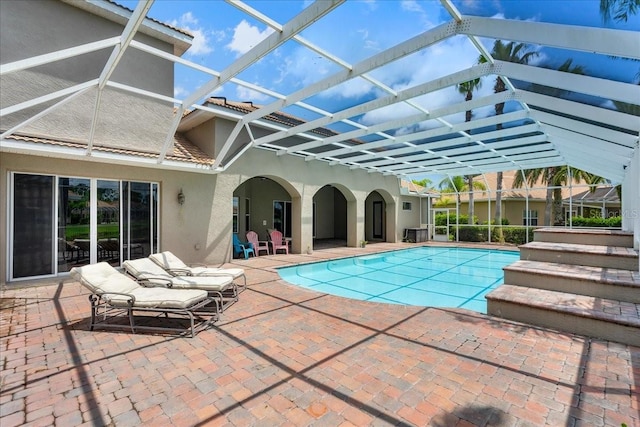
124 287 207 309
122 258 173 279
123 258 233 291
70 262 208 308
150 251 244 279
165 276 232 291
71 262 138 294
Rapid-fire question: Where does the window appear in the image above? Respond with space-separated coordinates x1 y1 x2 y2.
10 173 159 281
273 200 292 238
232 197 239 233
402 201 412 211
245 198 250 233
523 210 538 226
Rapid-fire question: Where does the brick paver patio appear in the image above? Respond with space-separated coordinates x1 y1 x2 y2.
1 243 638 426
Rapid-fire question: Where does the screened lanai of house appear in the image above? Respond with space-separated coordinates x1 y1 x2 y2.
1 0 638 213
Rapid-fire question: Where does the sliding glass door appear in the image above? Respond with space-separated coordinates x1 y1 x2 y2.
12 174 55 278
9 173 158 281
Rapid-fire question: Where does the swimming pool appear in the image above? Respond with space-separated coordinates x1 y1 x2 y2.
277 246 519 313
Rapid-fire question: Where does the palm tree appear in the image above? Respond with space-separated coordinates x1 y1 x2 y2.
457 77 482 224
480 40 538 238
411 178 433 190
513 167 605 225
600 0 640 23
438 175 486 223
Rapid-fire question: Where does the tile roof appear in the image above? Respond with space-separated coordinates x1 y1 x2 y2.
5 132 214 166
203 97 356 140
106 0 193 38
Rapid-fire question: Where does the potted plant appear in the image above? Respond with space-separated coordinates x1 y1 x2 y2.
360 240 368 248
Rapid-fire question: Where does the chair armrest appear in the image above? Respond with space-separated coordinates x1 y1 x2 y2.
96 291 136 305
167 267 193 276
137 277 173 288
187 262 207 268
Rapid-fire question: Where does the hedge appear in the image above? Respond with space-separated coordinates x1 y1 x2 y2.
570 216 622 227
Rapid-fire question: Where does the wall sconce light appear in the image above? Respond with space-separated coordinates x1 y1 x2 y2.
177 189 185 205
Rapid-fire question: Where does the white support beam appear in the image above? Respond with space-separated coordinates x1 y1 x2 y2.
1 87 94 139
283 91 516 156
498 61 640 105
162 0 344 164
461 16 640 60
214 19 461 168
530 110 638 149
322 110 531 161
0 37 120 75
87 0 154 153
253 63 492 149
521 91 640 133
0 79 99 117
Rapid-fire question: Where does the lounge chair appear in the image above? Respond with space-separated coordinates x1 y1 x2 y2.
122 257 238 313
70 262 217 337
233 233 255 259
149 251 246 292
246 231 269 255
269 229 289 255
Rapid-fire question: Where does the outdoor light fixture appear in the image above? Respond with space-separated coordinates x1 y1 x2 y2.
177 189 185 205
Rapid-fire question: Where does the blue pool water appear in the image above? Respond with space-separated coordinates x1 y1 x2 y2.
277 246 520 313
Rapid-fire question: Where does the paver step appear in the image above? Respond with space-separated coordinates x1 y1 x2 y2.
504 260 640 303
534 228 634 248
520 241 639 271
486 284 640 347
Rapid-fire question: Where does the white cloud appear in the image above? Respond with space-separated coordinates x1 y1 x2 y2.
227 20 274 57
236 85 270 103
357 35 498 130
170 12 213 56
174 86 187 98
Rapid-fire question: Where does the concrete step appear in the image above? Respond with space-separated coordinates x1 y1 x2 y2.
520 241 639 271
486 285 640 347
533 228 634 248
504 260 640 303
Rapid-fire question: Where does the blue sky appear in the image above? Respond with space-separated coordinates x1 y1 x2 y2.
124 0 639 107
118 0 638 184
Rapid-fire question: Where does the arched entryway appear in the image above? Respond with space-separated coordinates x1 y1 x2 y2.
312 184 353 249
365 189 396 243
232 176 299 256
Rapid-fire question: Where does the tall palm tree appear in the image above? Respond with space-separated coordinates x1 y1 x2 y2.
438 175 486 222
513 166 605 225
480 41 538 238
456 77 482 224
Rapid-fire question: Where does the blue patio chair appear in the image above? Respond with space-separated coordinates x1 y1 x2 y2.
233 234 255 259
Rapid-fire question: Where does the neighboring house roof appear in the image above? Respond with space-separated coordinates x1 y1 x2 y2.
564 186 620 204
400 180 439 197
454 171 576 202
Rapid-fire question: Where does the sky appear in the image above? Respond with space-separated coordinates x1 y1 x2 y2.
119 0 639 183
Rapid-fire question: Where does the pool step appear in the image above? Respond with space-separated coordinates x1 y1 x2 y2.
488 228 640 346
533 228 634 248
519 241 639 271
504 260 640 303
486 285 640 347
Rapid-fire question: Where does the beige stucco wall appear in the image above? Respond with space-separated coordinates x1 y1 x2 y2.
0 0 178 153
1 146 430 283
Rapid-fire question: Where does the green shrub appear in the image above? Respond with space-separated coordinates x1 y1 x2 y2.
570 216 621 227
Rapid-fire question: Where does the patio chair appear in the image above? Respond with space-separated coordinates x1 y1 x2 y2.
149 251 246 292
269 229 289 255
70 262 217 337
122 257 238 313
233 233 255 259
246 231 269 255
